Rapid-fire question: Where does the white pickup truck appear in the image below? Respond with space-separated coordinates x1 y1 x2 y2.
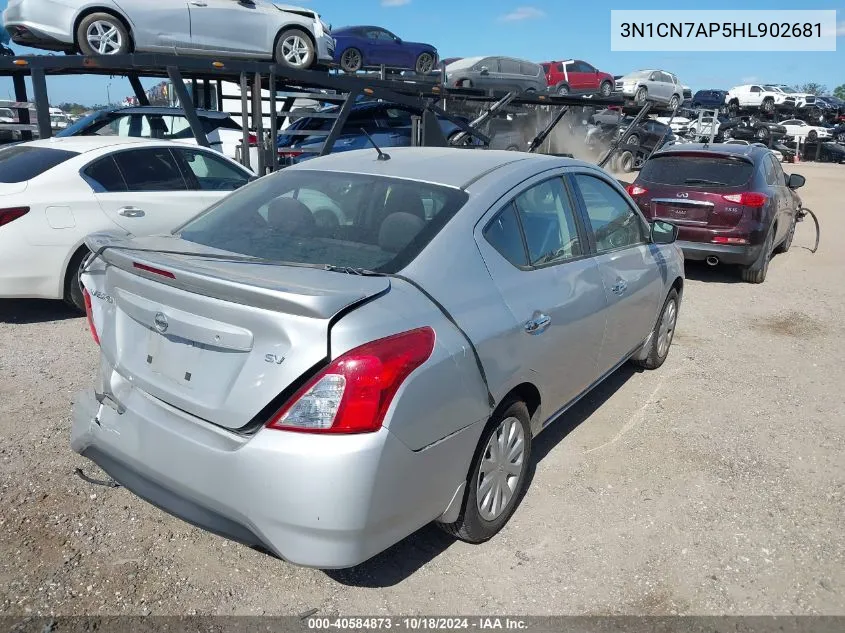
726 84 795 114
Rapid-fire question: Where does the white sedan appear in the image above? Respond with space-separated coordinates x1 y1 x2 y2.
0 136 253 311
779 119 832 141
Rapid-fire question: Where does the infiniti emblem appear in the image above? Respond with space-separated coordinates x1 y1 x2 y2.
676 192 689 198
154 312 169 333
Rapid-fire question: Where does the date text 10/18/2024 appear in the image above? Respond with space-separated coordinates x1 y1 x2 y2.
307 617 528 630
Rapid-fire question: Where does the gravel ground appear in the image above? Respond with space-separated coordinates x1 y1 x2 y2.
1 162 843 617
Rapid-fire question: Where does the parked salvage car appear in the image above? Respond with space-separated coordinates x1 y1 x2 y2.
723 117 787 142
617 117 676 152
687 115 729 141
541 59 614 97
726 85 795 115
654 115 691 136
57 106 245 160
73 147 684 569
0 137 253 311
333 26 436 74
445 56 548 95
779 118 832 142
691 89 728 111
615 70 684 109
2 0 333 69
627 143 804 283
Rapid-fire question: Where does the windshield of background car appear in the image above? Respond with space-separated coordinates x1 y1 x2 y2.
639 155 754 187
0 108 14 119
177 170 469 273
0 146 80 183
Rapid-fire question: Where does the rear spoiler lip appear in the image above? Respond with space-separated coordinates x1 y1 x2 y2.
82 232 390 320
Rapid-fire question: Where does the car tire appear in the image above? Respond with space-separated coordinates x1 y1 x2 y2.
634 86 648 105
632 288 679 370
741 227 774 283
438 399 532 543
756 126 769 140
669 95 680 111
76 13 131 56
761 98 775 114
274 28 316 69
728 100 739 117
415 52 435 74
774 216 796 254
836 132 845 143
807 130 818 142
339 47 363 73
626 134 640 146
557 84 570 96
600 81 612 97
63 248 89 313
618 150 635 173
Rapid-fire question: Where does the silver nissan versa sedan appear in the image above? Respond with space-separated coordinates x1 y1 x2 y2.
72 147 684 569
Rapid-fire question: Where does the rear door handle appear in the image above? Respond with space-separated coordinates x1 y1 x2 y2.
611 279 628 294
117 206 145 218
524 312 551 335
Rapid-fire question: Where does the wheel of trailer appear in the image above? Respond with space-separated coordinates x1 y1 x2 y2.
437 398 532 543
63 248 89 313
756 126 769 140
807 129 818 142
669 95 680 110
618 150 635 173
634 86 648 105
761 97 775 114
600 81 612 97
557 84 570 96
76 13 130 56
415 52 436 74
339 48 363 73
275 28 315 69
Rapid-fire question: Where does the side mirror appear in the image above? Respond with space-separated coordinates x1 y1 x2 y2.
394 38 402 44
787 173 805 189
651 219 678 244
480 67 489 75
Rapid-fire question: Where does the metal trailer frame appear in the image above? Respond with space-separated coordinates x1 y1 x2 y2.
0 53 645 171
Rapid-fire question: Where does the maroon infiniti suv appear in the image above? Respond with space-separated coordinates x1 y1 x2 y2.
626 144 805 283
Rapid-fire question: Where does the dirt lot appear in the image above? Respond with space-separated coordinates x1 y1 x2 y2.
1 162 843 617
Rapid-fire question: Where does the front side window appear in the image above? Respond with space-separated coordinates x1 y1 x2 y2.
176 149 250 191
112 148 188 192
513 178 583 265
178 171 468 273
573 174 647 253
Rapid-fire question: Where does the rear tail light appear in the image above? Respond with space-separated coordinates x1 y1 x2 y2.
722 192 767 207
247 133 258 147
133 262 175 279
278 150 303 158
712 236 749 245
626 184 647 196
82 287 100 346
268 327 436 434
0 207 29 228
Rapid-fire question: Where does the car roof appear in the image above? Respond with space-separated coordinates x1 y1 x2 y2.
98 106 230 119
14 136 207 153
286 147 580 189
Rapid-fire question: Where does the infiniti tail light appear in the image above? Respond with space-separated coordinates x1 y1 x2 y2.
626 184 647 197
268 327 436 434
0 207 29 228
82 288 100 346
723 192 767 207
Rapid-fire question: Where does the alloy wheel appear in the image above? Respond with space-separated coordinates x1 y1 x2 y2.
416 53 435 74
476 416 526 521
87 21 123 55
657 299 678 359
341 49 361 72
281 35 310 68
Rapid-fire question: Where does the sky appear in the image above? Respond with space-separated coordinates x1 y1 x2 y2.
1 0 842 106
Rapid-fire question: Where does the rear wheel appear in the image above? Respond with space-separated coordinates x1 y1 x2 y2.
632 289 679 370
756 126 769 140
741 227 774 283
807 129 818 142
415 52 435 74
274 28 315 69
339 47 363 73
63 248 89 313
76 13 130 56
626 134 640 146
438 399 532 543
774 216 796 254
618 150 635 173
557 84 570 96
761 97 775 114
600 81 612 97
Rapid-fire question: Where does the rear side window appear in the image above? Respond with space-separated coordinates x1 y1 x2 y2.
83 155 127 192
639 155 755 187
484 204 527 267
0 146 79 183
499 59 520 74
762 156 776 185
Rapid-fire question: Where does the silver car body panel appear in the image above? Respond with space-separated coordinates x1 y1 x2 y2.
3 0 333 62
73 148 684 568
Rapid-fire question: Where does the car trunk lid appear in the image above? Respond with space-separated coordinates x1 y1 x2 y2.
83 234 390 431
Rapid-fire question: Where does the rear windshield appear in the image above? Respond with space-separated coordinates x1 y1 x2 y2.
639 155 754 187
178 169 469 273
0 146 79 183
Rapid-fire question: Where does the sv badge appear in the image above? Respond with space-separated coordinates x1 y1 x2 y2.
265 354 286 365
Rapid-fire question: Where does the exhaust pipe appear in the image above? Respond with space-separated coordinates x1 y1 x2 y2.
706 256 719 266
